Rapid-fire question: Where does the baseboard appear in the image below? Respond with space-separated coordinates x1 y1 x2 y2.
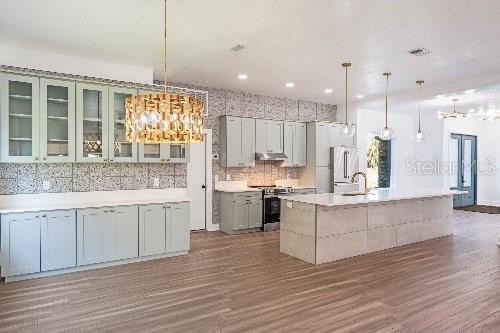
4 250 188 283
206 223 220 232
477 200 500 207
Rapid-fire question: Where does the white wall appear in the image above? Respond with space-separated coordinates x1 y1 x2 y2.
443 119 500 206
0 45 153 84
356 102 445 190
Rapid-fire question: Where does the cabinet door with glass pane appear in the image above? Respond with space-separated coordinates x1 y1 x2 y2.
165 144 190 163
108 87 137 162
0 74 40 162
76 83 109 162
39 79 75 162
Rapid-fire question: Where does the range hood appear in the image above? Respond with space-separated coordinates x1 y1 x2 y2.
255 152 288 161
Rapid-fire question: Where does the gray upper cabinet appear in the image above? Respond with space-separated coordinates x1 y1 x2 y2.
283 121 306 167
0 74 40 163
40 79 76 163
108 87 137 162
76 83 109 162
256 119 283 154
220 116 255 167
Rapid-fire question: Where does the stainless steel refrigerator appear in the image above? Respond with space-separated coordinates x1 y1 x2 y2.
330 147 359 190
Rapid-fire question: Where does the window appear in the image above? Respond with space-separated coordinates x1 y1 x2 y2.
367 134 391 188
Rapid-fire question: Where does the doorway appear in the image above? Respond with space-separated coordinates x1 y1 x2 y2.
187 130 213 230
449 134 477 207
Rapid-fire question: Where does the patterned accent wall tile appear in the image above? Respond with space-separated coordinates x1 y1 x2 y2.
174 163 187 176
0 164 18 178
316 103 337 122
207 88 226 117
120 177 137 190
225 91 246 117
149 163 175 177
0 178 17 195
298 101 317 122
17 177 37 194
73 175 90 192
285 99 300 121
174 176 187 188
37 177 73 193
265 97 287 120
17 164 37 179
38 163 72 178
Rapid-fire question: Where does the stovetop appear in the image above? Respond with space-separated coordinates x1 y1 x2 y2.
248 185 294 195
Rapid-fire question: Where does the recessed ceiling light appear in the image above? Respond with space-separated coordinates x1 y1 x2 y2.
324 88 333 94
356 94 364 99
285 82 295 88
238 74 248 80
465 89 475 94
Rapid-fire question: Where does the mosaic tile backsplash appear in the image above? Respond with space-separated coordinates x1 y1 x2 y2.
0 163 187 195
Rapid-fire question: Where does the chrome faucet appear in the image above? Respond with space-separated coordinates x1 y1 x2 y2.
351 172 369 194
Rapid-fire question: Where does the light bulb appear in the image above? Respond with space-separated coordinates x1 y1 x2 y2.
343 124 349 134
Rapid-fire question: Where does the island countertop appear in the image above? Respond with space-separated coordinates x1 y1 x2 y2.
279 188 464 207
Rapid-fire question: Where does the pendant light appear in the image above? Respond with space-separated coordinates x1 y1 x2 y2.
378 72 395 140
125 0 204 144
413 80 426 143
341 62 355 137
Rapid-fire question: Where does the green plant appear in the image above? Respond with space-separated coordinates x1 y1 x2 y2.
367 138 379 168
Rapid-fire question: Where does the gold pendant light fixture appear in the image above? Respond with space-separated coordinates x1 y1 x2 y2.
413 80 426 144
341 62 356 138
378 72 395 140
125 0 204 144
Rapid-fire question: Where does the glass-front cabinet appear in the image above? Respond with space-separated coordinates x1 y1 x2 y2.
0 74 40 162
39 78 75 162
108 87 137 162
76 83 109 162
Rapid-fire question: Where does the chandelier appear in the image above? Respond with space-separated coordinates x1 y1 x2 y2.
437 98 471 120
378 72 395 140
341 63 356 138
125 0 204 144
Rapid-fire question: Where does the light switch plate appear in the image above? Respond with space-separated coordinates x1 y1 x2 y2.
286 202 293 209
153 178 160 188
42 181 51 191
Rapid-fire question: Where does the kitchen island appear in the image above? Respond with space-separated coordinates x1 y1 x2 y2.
279 189 460 265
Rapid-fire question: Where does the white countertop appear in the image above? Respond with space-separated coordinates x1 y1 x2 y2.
0 189 190 214
280 188 465 207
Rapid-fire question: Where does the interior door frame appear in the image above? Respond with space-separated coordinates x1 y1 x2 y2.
187 129 214 231
450 133 477 207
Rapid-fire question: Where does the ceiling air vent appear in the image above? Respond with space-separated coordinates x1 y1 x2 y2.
408 48 431 56
230 43 247 53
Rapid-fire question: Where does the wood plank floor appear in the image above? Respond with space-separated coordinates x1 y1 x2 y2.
0 210 499 332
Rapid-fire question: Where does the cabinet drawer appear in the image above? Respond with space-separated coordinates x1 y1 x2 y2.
234 192 261 201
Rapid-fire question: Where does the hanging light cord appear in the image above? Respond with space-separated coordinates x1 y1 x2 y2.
163 0 167 94
384 73 390 128
345 64 348 124
417 81 424 132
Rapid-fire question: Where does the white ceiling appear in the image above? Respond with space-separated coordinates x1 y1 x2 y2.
2 0 500 105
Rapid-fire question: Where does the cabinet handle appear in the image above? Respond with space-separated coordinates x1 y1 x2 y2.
104 209 109 213
42 157 47 161
161 158 165 162
41 214 47 217
104 158 108 162
110 209 115 213
166 158 170 162
35 215 39 218
110 159 114 162
35 157 39 161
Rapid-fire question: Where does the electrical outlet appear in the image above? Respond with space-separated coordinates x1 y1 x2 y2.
213 153 219 160
153 178 160 188
287 173 291 179
286 202 293 209
226 173 231 181
42 181 51 191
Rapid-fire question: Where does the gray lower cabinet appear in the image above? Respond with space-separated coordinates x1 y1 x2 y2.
77 206 139 266
139 202 190 257
1 212 41 277
293 188 316 195
219 192 263 234
41 210 76 271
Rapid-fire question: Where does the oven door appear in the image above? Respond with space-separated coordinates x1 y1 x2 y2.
264 196 281 224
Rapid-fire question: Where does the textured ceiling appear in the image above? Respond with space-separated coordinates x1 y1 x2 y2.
2 0 500 105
